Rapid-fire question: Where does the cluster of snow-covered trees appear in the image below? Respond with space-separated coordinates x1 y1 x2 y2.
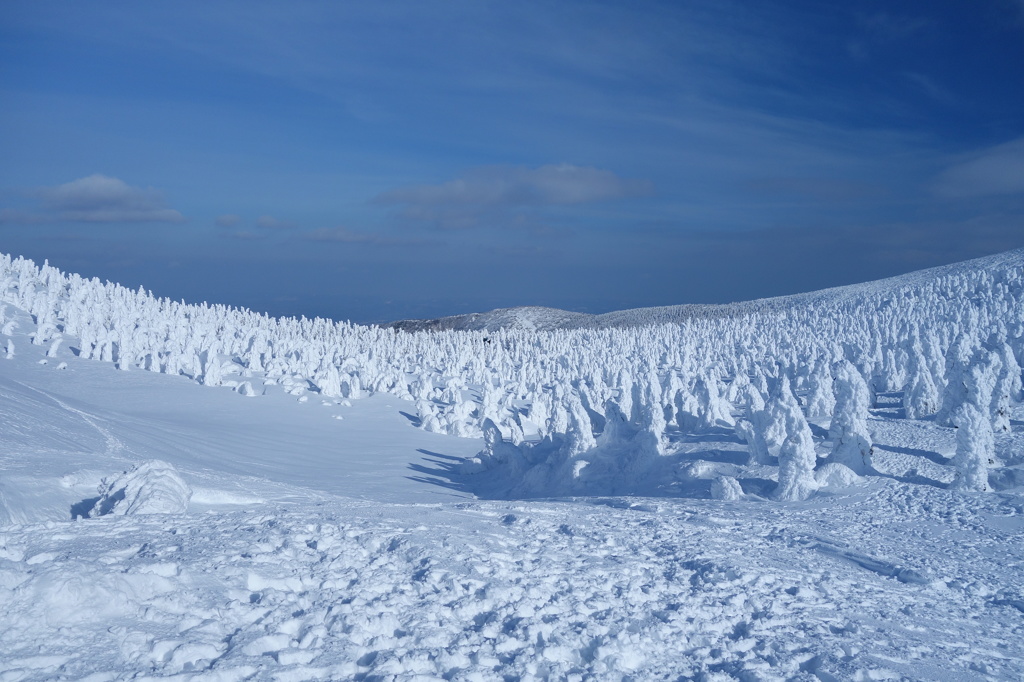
2 251 1022 499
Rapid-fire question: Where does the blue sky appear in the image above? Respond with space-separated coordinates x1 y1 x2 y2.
2 1 1024 323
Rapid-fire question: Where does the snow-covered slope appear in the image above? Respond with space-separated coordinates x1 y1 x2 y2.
388 248 1024 331
2 248 1024 680
389 305 595 332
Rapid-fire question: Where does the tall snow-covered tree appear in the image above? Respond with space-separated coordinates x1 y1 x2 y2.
563 390 597 457
935 332 978 426
988 339 1022 433
829 360 874 475
773 376 820 501
803 361 836 418
903 346 940 419
950 404 993 493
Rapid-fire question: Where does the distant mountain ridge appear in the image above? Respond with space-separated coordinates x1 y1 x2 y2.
385 248 1024 332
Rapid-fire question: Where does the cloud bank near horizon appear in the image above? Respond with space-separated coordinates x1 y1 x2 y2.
2 175 185 225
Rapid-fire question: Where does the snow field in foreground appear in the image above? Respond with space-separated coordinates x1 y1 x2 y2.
2 485 1023 682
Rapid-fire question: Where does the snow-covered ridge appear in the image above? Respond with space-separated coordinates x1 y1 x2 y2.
388 248 1024 331
387 305 595 332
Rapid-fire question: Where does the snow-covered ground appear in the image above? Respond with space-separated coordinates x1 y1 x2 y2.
2 251 1024 680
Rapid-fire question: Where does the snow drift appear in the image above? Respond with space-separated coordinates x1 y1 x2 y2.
87 460 191 516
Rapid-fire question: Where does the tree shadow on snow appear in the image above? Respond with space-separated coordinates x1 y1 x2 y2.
873 443 949 465
807 422 830 440
398 411 422 427
407 443 764 502
70 496 100 520
873 471 946 489
406 449 475 495
670 428 743 446
679 448 749 465
736 477 776 498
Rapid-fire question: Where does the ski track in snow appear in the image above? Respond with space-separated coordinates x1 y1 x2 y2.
10 377 129 458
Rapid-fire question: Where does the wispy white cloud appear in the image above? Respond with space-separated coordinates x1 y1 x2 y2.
223 230 263 240
1 175 185 225
902 72 954 104
299 226 433 246
934 137 1024 198
858 12 933 41
379 164 652 208
376 164 653 229
216 214 241 227
256 214 297 229
37 175 185 223
302 227 379 243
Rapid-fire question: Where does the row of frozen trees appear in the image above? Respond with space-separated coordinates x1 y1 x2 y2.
1 250 1022 498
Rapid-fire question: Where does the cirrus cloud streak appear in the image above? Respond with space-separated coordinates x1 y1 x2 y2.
377 164 653 208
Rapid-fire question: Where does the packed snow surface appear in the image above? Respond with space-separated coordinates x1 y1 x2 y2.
1 249 1024 680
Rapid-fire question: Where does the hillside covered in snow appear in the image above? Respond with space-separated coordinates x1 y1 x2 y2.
2 248 1024 680
387 249 1024 332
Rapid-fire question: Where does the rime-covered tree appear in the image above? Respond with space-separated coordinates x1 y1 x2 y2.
950 404 993 492
903 346 940 419
694 373 734 430
803 361 836 419
829 360 873 475
989 339 1022 433
935 332 978 426
773 376 820 501
563 390 597 457
962 348 1001 430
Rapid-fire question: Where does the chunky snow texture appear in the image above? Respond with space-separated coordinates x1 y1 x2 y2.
88 460 192 516
5 488 1024 681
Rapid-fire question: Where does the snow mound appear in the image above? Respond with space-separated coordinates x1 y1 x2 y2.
711 476 744 500
234 380 260 397
88 460 192 517
814 462 862 489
